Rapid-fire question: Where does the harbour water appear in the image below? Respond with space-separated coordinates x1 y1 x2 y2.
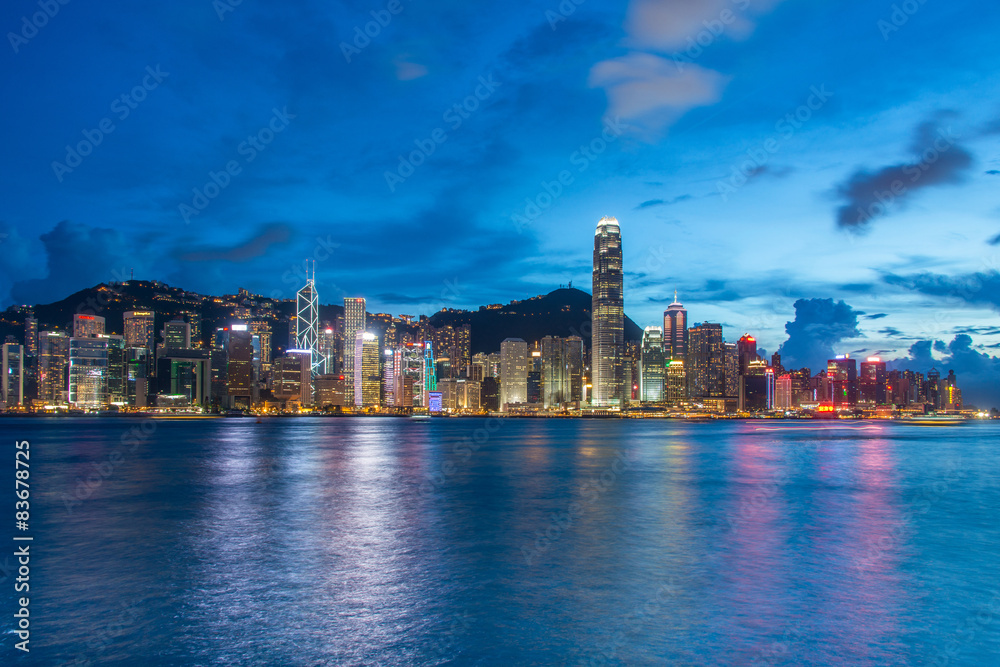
2 417 999 665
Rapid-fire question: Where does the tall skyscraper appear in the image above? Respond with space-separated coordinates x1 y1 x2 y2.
73 314 106 338
38 331 69 404
296 263 321 374
540 336 584 408
24 317 38 357
104 335 127 405
343 298 366 398
354 331 381 407
500 337 528 410
859 357 888 407
1 343 25 408
666 360 686 404
640 326 665 403
124 311 156 351
591 216 624 407
69 337 109 409
688 323 725 399
828 355 858 409
227 324 255 409
662 292 687 364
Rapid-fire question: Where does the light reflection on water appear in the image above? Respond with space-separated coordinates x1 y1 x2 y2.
2 418 999 665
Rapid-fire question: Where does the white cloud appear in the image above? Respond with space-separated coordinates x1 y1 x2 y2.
626 0 785 52
588 53 728 135
394 56 428 81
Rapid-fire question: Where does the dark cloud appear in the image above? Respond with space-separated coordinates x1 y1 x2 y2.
840 283 875 292
883 270 1000 310
865 313 889 320
10 221 146 306
177 224 292 263
635 194 692 210
776 298 861 372
375 293 436 304
834 117 974 231
889 335 1000 407
986 170 1000 175
953 325 1000 336
988 233 1000 246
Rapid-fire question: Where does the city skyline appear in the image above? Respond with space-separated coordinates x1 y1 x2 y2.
2 1 1000 373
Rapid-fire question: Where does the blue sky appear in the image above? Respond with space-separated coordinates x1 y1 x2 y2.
2 0 999 400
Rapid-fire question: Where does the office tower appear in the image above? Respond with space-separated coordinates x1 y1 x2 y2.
104 336 127 405
666 360 686 404
124 311 156 349
688 323 725 399
859 357 888 407
296 265 320 374
274 350 312 406
73 314 106 338
318 328 336 375
528 349 542 404
161 319 191 353
385 323 398 350
354 332 380 407
126 346 150 407
540 336 583 408
438 378 481 411
423 341 437 399
662 292 687 364
156 349 212 406
180 311 202 348
639 327 665 403
943 371 961 410
314 374 347 408
724 342 738 398
827 355 858 409
24 317 38 357
500 338 528 409
343 298 366 397
455 324 472 376
249 320 273 373
69 337 109 409
926 367 941 407
591 216 624 407
37 331 69 404
775 374 793 409
770 353 784 377
737 334 758 372
227 324 255 409
1 343 24 408
740 360 772 411
790 368 812 405
481 376 500 411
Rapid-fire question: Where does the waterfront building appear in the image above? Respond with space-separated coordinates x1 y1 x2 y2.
663 292 688 366
500 337 528 410
688 323 725 399
1 343 24 408
343 298 366 399
591 216 624 407
38 331 69 404
69 337 109 409
828 355 858 409
639 326 665 403
354 332 381 407
73 314 105 338
859 357 888 407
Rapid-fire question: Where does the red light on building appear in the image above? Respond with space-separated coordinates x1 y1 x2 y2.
78 315 95 320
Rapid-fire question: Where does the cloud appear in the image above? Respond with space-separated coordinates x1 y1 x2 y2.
776 298 862 372
589 54 728 136
176 224 292 263
834 117 974 231
635 194 692 209
624 0 786 52
883 270 1000 311
865 313 889 320
375 292 436 304
393 55 428 81
10 221 145 306
986 170 1000 175
990 233 1000 246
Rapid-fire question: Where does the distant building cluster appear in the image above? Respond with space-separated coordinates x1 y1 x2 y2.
0 218 973 416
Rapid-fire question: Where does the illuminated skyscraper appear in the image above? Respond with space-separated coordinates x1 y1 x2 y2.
827 355 858 409
24 317 38 357
640 326 665 403
343 298 366 398
591 216 624 407
38 331 69 404
500 337 528 409
354 331 381 407
662 292 687 364
69 337 109 409
227 324 255 409
541 335 583 408
666 360 686 404
688 323 725 399
296 263 320 374
124 311 156 350
161 319 191 353
1 343 24 408
859 357 888 407
73 314 105 338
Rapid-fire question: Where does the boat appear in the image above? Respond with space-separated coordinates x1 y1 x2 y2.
900 413 967 426
409 414 432 422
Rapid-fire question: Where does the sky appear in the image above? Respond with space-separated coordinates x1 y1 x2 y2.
2 0 999 401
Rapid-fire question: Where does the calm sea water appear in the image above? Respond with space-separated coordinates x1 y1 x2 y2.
1 417 999 665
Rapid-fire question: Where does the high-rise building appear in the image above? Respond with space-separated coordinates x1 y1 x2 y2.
69 337 109 409
688 323 725 399
500 338 528 409
274 350 312 406
1 343 25 408
481 376 500 411
249 320 273 373
314 374 346 408
318 327 337 375
541 336 584 408
662 293 687 364
828 355 858 409
591 216 624 407
73 314 106 338
38 331 69 404
124 311 156 350
227 325 255 409
296 264 320 375
343 298 366 398
24 317 38 357
859 357 888 407
775 374 793 409
740 360 773 412
724 342 738 398
640 326 665 403
104 335 127 405
737 334 758 373
156 349 212 406
161 319 191 353
666 360 686 404
354 332 381 407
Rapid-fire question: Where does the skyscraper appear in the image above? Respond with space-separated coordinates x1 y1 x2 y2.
354 331 380 407
124 311 156 349
296 264 320 374
500 337 528 410
828 355 858 409
640 326 665 403
38 331 69 404
24 317 38 357
1 343 24 408
591 216 624 407
227 324 255 409
161 319 191 353
343 298 366 398
859 357 888 407
69 337 109 409
73 314 105 338
688 323 725 399
541 335 584 408
662 292 687 364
